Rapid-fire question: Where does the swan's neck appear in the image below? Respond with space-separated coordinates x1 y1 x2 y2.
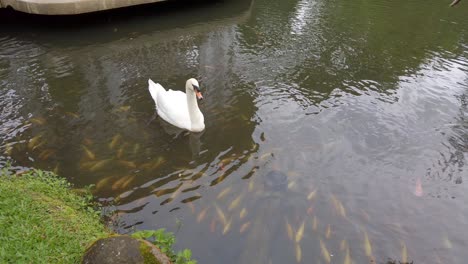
186 88 203 130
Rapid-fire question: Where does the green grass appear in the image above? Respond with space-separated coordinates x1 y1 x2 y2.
0 168 110 264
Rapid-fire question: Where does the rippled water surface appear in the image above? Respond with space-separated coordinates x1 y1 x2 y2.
1 0 468 263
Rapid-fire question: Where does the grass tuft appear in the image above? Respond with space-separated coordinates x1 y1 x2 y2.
0 168 110 263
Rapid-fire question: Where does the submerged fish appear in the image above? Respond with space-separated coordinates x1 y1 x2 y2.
222 218 232 235
228 194 242 211
116 146 125 159
39 149 56 160
286 220 294 241
295 243 302 263
210 217 217 233
133 143 141 155
95 176 115 191
217 187 231 200
197 207 209 223
4 144 13 155
414 177 423 197
340 239 348 251
82 145 96 160
330 194 346 218
343 248 352 264
118 105 131 112
295 221 305 243
65 112 80 119
111 175 135 191
307 189 317 200
239 208 247 220
363 231 372 257
30 117 46 125
248 179 255 192
118 160 136 169
401 241 408 263
215 205 227 225
239 222 251 234
443 236 452 249
108 134 122 150
320 239 331 263
325 224 331 239
28 134 42 150
89 159 112 172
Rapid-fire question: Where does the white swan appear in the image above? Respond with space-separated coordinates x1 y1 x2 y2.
148 78 205 132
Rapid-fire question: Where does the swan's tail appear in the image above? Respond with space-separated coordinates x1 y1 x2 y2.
148 79 165 107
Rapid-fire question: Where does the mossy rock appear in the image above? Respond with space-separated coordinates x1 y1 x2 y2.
82 236 171 264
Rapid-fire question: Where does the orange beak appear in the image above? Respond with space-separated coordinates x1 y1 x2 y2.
196 91 203 100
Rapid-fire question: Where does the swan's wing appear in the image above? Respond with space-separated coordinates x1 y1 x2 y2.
156 90 191 130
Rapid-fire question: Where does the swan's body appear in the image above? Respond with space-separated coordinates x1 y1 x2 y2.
148 78 205 132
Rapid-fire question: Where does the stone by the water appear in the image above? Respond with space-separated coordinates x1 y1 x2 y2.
82 236 171 264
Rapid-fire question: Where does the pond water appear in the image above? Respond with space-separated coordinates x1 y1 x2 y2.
1 0 468 263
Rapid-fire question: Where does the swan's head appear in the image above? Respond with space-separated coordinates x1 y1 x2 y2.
187 78 203 100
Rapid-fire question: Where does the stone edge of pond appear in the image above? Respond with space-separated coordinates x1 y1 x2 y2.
0 0 166 15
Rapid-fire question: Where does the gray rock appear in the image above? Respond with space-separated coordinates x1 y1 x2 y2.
82 235 171 264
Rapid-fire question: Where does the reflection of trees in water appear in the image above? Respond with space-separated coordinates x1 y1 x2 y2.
433 86 468 184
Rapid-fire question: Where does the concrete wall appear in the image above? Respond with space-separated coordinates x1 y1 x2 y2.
0 0 167 15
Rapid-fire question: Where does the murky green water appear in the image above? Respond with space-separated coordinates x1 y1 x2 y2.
1 0 468 263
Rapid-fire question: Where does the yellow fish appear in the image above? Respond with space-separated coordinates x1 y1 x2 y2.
65 112 79 118
325 224 331 239
340 239 348 251
286 220 294 241
260 152 273 162
95 176 114 191
295 243 302 263
112 175 133 190
343 248 352 264
118 105 131 112
228 194 242 211
363 231 372 257
108 134 122 150
133 143 140 155
307 189 317 200
287 180 297 190
89 159 112 172
320 239 331 263
239 222 251 234
39 149 56 160
150 156 166 170
239 208 247 219
216 187 231 199
248 180 255 192
215 205 227 225
401 241 407 263
295 221 305 243
4 144 13 155
197 207 209 223
118 160 136 169
330 195 346 218
116 147 125 159
121 175 136 189
82 145 96 160
28 134 42 150
30 117 46 125
222 218 232 235
53 163 59 175
443 236 452 249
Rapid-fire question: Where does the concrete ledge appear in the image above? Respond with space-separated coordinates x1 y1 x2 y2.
0 0 167 15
